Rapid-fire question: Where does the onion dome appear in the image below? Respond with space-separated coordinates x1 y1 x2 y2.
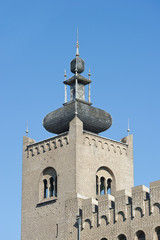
43 101 112 134
43 30 112 135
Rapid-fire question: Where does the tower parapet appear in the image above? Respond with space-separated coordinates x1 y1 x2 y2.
65 180 160 239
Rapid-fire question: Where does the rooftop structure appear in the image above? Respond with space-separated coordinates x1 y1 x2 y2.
21 35 160 240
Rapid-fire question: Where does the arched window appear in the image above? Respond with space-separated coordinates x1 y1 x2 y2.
136 230 145 240
107 178 112 194
96 167 115 196
49 177 54 197
157 229 160 240
39 167 57 201
155 227 160 240
100 177 105 195
43 179 48 198
118 234 127 240
96 175 99 195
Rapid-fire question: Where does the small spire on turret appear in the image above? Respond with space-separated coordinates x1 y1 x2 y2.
88 69 91 103
127 118 130 135
25 120 29 136
88 68 91 80
64 69 67 103
64 69 67 80
76 27 79 57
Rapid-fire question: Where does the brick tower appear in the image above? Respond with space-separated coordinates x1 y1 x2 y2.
21 38 160 240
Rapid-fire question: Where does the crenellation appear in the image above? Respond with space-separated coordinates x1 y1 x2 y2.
150 180 160 214
64 181 160 236
81 198 97 228
132 185 149 217
115 189 130 221
97 194 114 224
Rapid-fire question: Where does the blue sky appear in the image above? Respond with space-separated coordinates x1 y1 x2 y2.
0 1 160 239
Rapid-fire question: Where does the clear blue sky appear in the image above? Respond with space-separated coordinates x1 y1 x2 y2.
0 1 160 239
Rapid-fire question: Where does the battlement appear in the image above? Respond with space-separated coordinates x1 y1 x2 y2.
65 180 160 229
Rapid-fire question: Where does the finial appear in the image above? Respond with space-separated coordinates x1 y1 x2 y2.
25 120 29 136
64 69 67 81
76 27 79 57
64 69 67 103
127 118 130 135
88 68 91 80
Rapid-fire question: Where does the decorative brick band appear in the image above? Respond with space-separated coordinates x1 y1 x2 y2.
27 133 69 158
83 133 127 156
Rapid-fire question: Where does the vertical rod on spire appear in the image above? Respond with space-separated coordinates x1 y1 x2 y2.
127 118 130 135
75 78 78 100
25 120 29 136
75 56 78 100
76 27 79 57
88 69 91 103
64 70 67 103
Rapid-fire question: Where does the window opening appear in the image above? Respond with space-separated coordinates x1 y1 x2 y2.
107 178 112 194
55 176 57 197
43 179 48 198
49 177 54 197
137 231 145 240
157 228 160 240
96 176 98 195
118 234 127 240
100 177 105 195
41 167 58 201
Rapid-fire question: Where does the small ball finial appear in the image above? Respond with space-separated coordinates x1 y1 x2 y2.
127 118 130 135
88 68 91 80
64 69 67 80
25 120 29 136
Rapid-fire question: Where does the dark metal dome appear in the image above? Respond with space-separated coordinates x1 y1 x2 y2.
43 101 112 134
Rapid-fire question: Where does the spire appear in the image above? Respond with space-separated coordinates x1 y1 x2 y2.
76 28 79 57
127 118 130 135
88 68 91 80
25 120 29 136
64 70 67 103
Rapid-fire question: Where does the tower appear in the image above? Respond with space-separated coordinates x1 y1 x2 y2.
21 38 160 240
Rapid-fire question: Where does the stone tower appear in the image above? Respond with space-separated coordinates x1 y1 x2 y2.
21 39 160 240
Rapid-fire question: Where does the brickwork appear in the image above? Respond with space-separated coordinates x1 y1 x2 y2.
65 181 160 240
21 117 160 240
